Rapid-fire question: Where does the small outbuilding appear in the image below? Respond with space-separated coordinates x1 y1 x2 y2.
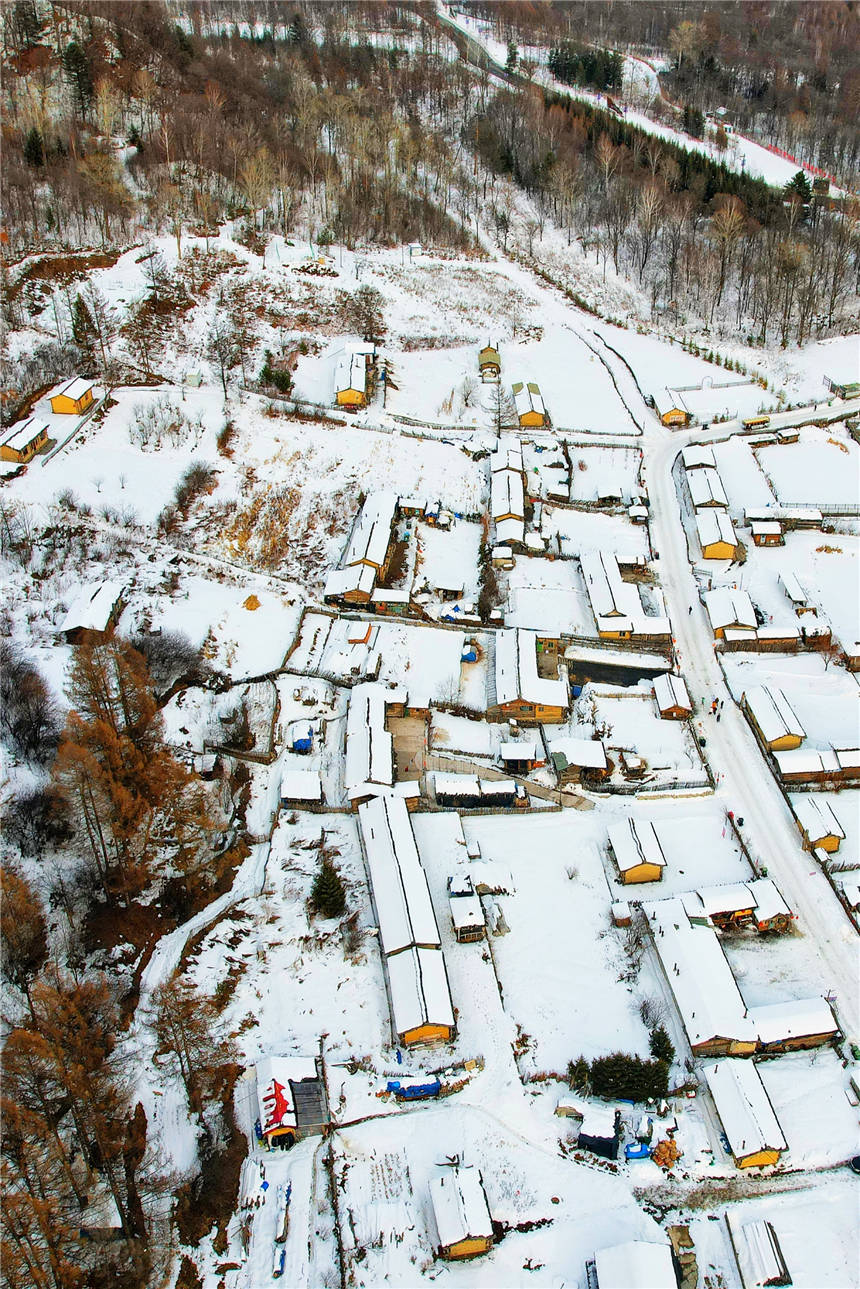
255 1056 328 1149
59 581 125 645
702 1058 787 1169
448 874 485 943
288 720 314 754
742 685 805 751
280 768 323 810
696 509 740 559
0 416 49 463
703 588 757 639
547 735 608 785
429 1167 493 1261
593 1240 677 1289
791 795 844 853
608 818 667 884
653 673 692 719
651 388 690 427
751 520 784 547
478 344 501 381
727 1217 791 1289
50 377 95 415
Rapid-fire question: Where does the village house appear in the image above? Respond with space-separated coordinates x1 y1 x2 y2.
702 1059 787 1169
608 818 667 884
742 685 805 750
58 581 125 645
386 945 456 1046
745 505 822 532
580 550 671 643
511 380 547 428
696 509 740 559
49 377 95 415
651 388 690 427
324 490 398 604
682 878 793 934
0 416 49 463
447 873 485 943
334 342 375 408
279 768 323 811
429 1167 494 1261
547 734 609 785
254 1056 329 1149
727 1218 792 1289
791 795 845 853
490 466 525 547
499 740 541 773
702 588 757 639
686 465 728 509
477 343 501 381
488 628 568 724
773 746 849 785
681 444 716 470
751 520 784 547
592 1240 678 1289
653 672 692 719
748 997 839 1054
344 682 413 808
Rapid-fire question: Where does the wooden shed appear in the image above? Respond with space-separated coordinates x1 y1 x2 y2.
478 344 501 381
751 520 784 547
608 818 666 885
742 685 805 751
696 509 740 559
651 388 690 427
792 795 844 853
58 582 125 645
653 673 692 719
429 1168 493 1261
50 377 95 415
703 1059 786 1169
511 381 547 428
0 416 49 463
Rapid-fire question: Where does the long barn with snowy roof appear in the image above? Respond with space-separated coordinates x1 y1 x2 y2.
702 1059 787 1168
429 1167 493 1261
488 628 568 724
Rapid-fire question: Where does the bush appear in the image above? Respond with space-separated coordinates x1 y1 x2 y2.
568 1056 590 1093
260 350 293 394
129 629 203 692
0 642 61 763
589 1052 669 1102
310 857 346 919
648 1025 675 1065
4 786 73 856
174 461 216 515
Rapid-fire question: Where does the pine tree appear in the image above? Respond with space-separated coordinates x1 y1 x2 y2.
23 127 43 167
63 42 94 118
505 41 518 73
648 1025 675 1065
310 857 346 919
71 295 97 363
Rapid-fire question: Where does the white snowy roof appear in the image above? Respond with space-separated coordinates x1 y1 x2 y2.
494 629 568 710
774 747 839 777
59 581 124 635
335 349 369 396
344 683 403 799
792 795 844 844
687 466 728 509
359 796 441 955
449 894 484 931
749 997 838 1045
594 1240 677 1289
728 1218 790 1289
342 491 397 568
652 387 687 417
53 376 94 402
255 1056 317 1136
653 673 692 713
1 416 48 450
743 685 805 745
608 819 667 874
778 572 807 604
495 517 524 545
490 442 523 474
491 468 524 521
434 772 481 798
547 735 607 769
478 778 516 797
696 509 738 550
645 899 757 1049
681 444 716 470
386 946 454 1037
702 1059 786 1159
580 550 640 621
703 588 757 632
512 381 545 418
280 768 322 801
429 1168 492 1250
324 563 375 597
746 878 792 924
751 521 782 536
500 741 538 760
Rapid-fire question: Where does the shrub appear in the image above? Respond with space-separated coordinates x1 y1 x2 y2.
310 857 346 919
568 1056 590 1093
589 1052 669 1102
648 1025 675 1065
4 786 73 856
174 461 216 515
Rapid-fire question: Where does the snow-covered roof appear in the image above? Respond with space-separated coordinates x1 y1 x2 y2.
687 878 790 925
580 550 640 620
608 819 667 874
651 387 687 418
751 521 782 536
703 588 757 632
324 563 376 598
547 735 607 770
745 506 822 524
255 1056 318 1136
774 747 839 777
512 380 545 419
53 376 94 402
491 468 524 521
779 572 807 605
702 1059 786 1160
358 796 441 956
449 894 484 931
681 444 716 470
653 673 692 713
344 683 404 799
748 997 838 1045
687 466 728 509
696 509 738 550
745 877 792 924
644 899 757 1049
494 629 568 711
500 741 538 760
594 1240 677 1289
743 685 805 745
478 778 516 797
728 1218 790 1289
434 772 481 798
792 795 844 844
342 491 397 568
59 581 124 635
429 1168 492 1250
1 416 48 450
495 517 524 545
490 442 522 474
335 346 372 396
386 946 454 1037
280 768 322 801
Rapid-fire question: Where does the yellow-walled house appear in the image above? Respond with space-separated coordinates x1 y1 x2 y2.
0 416 49 463
696 509 740 560
50 377 95 415
608 819 667 885
742 685 805 751
429 1169 494 1261
512 380 547 427
792 795 845 853
703 1060 786 1169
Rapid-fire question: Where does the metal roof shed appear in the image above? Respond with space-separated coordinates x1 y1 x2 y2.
429 1168 493 1259
702 1059 786 1167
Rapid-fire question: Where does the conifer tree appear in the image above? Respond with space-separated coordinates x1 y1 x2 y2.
310 857 346 918
23 127 44 167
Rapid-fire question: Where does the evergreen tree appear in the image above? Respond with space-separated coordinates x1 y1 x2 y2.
784 169 812 204
648 1025 675 1065
71 294 97 363
289 12 309 46
63 42 94 117
505 41 518 74
310 857 346 919
23 127 43 167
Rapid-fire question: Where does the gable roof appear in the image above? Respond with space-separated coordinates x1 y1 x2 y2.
429 1168 492 1249
702 1059 786 1159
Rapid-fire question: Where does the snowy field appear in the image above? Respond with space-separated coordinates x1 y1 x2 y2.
567 444 642 503
503 556 594 636
755 429 860 508
539 507 650 561
722 655 860 750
